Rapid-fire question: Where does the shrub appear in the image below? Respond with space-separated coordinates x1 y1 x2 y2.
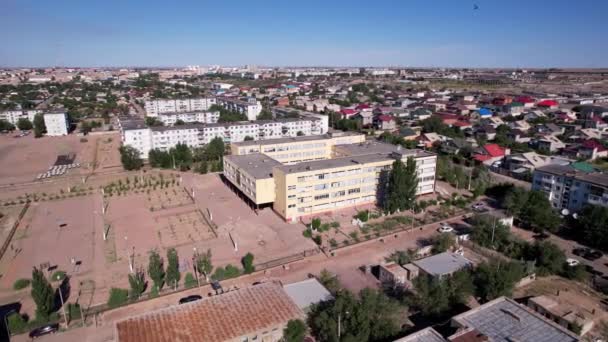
313 235 322 246
319 223 330 232
354 210 369 222
241 253 255 274
6 312 27 334
329 239 338 248
107 288 129 308
13 278 31 290
212 264 241 281
149 284 159 298
311 218 321 230
302 228 313 238
330 221 340 229
184 272 197 289
50 270 66 282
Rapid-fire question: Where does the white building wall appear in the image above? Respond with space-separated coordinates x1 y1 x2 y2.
43 112 69 136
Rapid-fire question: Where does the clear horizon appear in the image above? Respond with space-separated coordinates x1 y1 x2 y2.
1 0 607 68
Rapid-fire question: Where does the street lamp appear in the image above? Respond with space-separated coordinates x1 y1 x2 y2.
337 310 349 339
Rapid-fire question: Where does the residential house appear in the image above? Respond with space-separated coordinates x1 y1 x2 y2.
374 114 397 130
378 262 410 288
503 152 571 174
410 252 473 280
536 135 566 152
473 143 510 165
417 132 444 148
398 127 420 141
353 111 374 126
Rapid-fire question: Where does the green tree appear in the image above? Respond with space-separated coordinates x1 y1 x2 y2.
431 233 456 253
16 118 33 130
148 148 172 168
318 269 341 294
145 117 163 126
410 271 472 317
165 248 180 289
241 252 255 274
244 135 254 141
128 268 146 299
527 241 566 276
473 260 525 302
174 119 185 125
519 191 560 234
195 249 213 281
385 249 415 266
169 143 193 170
119 145 143 170
33 113 46 138
384 158 418 213
206 137 225 161
308 289 401 342
470 214 511 249
257 109 273 120
31 267 54 320
147 250 165 290
283 319 307 342
0 119 16 131
578 205 608 251
107 288 129 308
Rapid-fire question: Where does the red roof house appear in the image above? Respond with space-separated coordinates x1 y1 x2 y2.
340 108 358 118
537 100 559 108
474 144 509 164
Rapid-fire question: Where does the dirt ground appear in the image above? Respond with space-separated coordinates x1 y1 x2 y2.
0 134 97 186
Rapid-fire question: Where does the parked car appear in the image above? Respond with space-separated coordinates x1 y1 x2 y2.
437 223 454 233
573 247 587 257
29 323 59 338
471 202 486 212
585 250 603 261
566 258 580 267
179 295 202 304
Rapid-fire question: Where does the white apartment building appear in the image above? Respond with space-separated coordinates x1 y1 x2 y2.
0 109 41 125
216 97 262 121
43 112 69 136
156 111 220 126
119 116 326 158
532 164 608 212
144 98 217 117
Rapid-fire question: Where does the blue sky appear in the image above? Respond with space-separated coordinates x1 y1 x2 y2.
1 0 606 68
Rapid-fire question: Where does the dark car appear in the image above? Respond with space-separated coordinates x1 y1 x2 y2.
572 247 588 257
178 295 202 304
585 250 603 261
29 323 59 338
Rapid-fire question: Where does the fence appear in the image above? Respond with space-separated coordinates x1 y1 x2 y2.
0 203 30 262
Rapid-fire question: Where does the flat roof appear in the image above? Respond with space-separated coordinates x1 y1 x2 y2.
412 252 472 277
116 282 303 342
452 297 579 342
275 153 391 175
224 154 281 179
536 164 608 187
394 327 446 342
336 141 435 158
283 278 333 310
233 134 333 147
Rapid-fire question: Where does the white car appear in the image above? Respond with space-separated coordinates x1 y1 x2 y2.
566 258 580 267
472 202 485 211
437 223 454 233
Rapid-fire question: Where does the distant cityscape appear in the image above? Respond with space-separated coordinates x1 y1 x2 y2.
0 64 608 342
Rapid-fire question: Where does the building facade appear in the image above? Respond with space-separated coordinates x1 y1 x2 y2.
156 111 220 126
223 137 437 221
144 98 217 117
532 164 608 212
0 109 41 125
43 112 69 136
216 97 262 121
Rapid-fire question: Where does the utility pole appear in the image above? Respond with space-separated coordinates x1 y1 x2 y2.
193 248 201 287
58 284 68 328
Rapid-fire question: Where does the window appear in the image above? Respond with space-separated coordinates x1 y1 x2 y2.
288 185 296 190
288 204 296 208
314 194 329 200
288 194 296 199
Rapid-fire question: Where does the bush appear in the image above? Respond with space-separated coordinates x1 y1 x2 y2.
13 278 31 290
149 284 159 298
212 264 242 281
302 228 313 238
241 253 255 274
50 270 66 282
184 272 197 289
311 218 321 230
330 221 340 229
354 210 369 222
107 288 130 308
6 312 27 334
329 239 338 248
313 235 322 246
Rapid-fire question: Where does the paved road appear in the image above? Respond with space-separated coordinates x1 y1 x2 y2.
511 226 608 277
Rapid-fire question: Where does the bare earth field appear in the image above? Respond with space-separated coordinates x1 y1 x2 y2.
0 134 96 186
